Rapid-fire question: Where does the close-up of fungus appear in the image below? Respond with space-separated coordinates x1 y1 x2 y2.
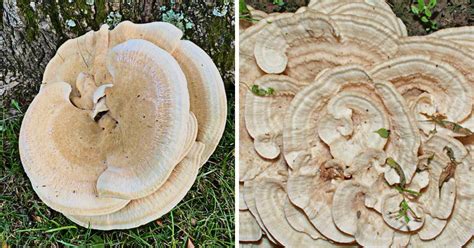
239 0 474 247
18 21 227 230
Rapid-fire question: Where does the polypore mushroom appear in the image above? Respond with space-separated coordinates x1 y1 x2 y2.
332 181 394 247
330 3 407 36
287 164 355 243
240 2 474 246
370 55 473 137
429 26 474 52
308 0 393 13
239 86 273 182
21 21 226 229
283 197 323 240
245 75 304 159
255 179 335 247
240 209 263 242
66 142 204 230
283 65 384 169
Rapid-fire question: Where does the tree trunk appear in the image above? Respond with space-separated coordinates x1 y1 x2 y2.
1 0 235 109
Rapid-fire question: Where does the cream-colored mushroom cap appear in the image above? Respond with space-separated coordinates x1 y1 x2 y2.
308 0 393 13
429 26 474 51
18 82 129 216
370 55 473 137
96 39 191 199
172 40 227 165
283 65 382 169
255 179 336 247
66 142 204 230
239 86 272 182
20 38 192 212
240 210 263 242
287 164 355 243
245 75 303 159
332 181 394 247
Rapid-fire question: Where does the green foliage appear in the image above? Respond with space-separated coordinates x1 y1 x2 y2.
420 112 473 135
411 0 438 32
394 185 421 197
239 0 257 22
251 85 275 96
273 0 285 7
397 199 413 223
374 128 390 138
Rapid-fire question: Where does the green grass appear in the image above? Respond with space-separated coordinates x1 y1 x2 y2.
0 91 235 247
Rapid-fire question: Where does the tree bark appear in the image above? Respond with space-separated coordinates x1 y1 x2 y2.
1 0 235 109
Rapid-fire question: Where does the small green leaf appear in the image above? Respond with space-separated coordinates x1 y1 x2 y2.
267 87 275 95
421 16 429 23
428 0 437 8
417 0 425 10
239 0 251 20
374 128 390 138
411 5 419 14
424 8 432 17
11 99 21 112
251 85 275 96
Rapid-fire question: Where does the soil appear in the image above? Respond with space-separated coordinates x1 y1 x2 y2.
245 0 474 35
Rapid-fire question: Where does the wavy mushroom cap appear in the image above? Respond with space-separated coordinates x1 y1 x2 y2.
66 142 204 230
22 21 226 228
429 26 474 52
283 65 388 169
245 75 303 159
255 179 337 247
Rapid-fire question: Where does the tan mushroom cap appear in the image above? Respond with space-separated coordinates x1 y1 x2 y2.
429 26 474 52
397 37 474 84
381 192 425 232
343 149 387 187
245 75 303 159
19 82 129 216
94 39 190 199
243 180 279 245
43 25 110 96
253 11 340 74
172 40 227 166
417 152 456 220
240 210 263 242
283 65 373 169
66 142 204 230
330 3 407 36
283 197 322 240
374 81 420 186
308 0 393 14
240 183 248 210
239 236 275 248
239 86 273 182
256 11 399 83
332 181 394 247
317 89 390 165
255 179 337 247
239 13 293 85
410 135 474 246
370 55 473 136
287 165 355 243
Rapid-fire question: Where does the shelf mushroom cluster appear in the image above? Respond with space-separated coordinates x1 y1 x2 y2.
19 21 227 230
240 0 474 247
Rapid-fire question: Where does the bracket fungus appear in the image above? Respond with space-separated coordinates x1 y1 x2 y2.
20 21 226 230
240 1 474 247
